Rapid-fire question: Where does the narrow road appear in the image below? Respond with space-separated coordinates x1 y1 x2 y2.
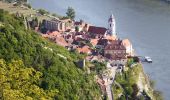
106 85 113 100
105 66 117 100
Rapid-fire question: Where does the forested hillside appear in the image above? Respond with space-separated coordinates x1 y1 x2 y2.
0 9 102 100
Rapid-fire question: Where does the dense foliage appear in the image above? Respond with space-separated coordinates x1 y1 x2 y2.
38 9 50 15
0 9 102 99
112 62 163 100
91 61 106 74
0 59 58 100
113 64 142 100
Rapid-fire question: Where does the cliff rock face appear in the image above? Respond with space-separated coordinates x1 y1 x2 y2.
137 68 154 99
112 63 157 100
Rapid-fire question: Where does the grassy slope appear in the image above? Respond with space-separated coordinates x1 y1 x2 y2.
0 10 102 99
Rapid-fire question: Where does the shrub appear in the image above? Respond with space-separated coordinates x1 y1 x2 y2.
38 9 49 15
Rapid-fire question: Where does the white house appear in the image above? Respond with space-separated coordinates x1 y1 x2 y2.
122 39 133 56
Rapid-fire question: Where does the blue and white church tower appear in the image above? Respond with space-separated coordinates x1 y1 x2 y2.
108 14 116 36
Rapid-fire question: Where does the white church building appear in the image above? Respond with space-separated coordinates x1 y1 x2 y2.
106 14 134 56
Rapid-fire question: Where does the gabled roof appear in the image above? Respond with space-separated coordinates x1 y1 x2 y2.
47 31 60 36
77 46 91 54
55 36 68 47
105 40 126 50
42 31 61 38
97 38 108 46
88 26 107 35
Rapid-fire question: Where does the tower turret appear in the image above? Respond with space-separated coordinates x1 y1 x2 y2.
108 14 116 36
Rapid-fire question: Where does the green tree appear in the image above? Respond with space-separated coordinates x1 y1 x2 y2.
52 13 57 17
75 26 79 32
66 7 75 20
0 59 58 99
38 9 49 15
131 84 139 98
0 9 5 22
24 3 31 9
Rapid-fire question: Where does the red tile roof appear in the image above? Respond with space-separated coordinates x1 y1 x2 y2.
88 26 107 35
105 40 126 50
55 36 68 47
42 31 61 38
97 38 108 46
77 46 91 54
48 31 60 36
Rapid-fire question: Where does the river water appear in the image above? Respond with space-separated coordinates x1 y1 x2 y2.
29 0 170 99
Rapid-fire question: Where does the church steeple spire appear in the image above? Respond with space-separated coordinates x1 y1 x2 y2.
108 14 116 36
